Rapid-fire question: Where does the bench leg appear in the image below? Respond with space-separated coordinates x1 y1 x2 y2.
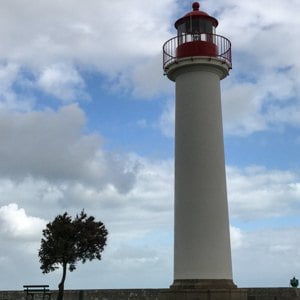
43 293 51 300
25 294 34 300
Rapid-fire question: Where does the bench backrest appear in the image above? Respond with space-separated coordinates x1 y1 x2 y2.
23 285 50 293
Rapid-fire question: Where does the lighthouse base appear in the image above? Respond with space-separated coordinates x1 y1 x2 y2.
171 279 237 289
168 279 247 299
165 288 247 300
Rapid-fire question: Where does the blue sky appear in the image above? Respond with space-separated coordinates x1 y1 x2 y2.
1 0 300 291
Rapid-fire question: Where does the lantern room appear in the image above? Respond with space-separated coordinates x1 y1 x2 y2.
175 2 218 58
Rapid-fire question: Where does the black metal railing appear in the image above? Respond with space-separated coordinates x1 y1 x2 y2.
163 33 232 70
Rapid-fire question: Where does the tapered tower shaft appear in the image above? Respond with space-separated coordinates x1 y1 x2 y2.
172 61 233 288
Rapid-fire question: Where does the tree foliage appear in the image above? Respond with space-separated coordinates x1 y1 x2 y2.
38 210 108 300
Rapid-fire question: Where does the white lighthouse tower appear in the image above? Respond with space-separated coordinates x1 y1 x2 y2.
163 2 236 290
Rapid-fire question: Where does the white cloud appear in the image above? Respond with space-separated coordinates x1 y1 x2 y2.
227 166 300 220
0 0 171 67
0 63 33 112
202 0 300 135
0 63 19 92
0 0 177 102
0 155 173 234
158 100 175 137
37 64 87 102
230 225 243 250
0 203 46 240
233 227 300 287
132 54 173 99
2 0 300 131
0 104 137 193
222 82 268 135
137 98 175 137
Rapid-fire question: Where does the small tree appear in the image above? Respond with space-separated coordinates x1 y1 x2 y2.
38 210 108 300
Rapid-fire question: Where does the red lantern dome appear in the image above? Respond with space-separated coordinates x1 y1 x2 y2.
175 2 218 31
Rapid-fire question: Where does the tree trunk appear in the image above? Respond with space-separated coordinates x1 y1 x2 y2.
57 263 67 300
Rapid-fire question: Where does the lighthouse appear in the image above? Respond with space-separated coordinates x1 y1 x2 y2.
163 2 235 289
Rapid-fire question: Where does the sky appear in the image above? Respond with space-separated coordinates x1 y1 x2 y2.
1 0 300 291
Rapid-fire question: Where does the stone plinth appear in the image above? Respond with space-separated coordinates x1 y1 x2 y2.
171 279 237 289
163 288 247 300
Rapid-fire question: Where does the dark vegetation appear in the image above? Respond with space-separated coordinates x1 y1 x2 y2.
38 210 108 300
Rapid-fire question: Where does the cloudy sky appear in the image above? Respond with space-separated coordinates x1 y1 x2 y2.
1 0 300 291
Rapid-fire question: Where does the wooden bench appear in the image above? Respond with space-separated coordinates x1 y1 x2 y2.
23 285 51 300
